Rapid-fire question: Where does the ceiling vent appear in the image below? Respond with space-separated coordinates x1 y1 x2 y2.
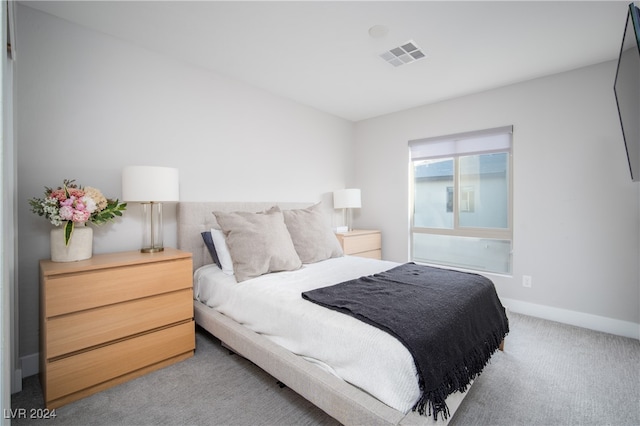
379 41 426 67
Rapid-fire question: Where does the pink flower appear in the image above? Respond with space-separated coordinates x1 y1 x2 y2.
60 196 74 207
72 210 90 223
59 205 74 221
50 187 85 202
68 188 84 198
49 189 67 202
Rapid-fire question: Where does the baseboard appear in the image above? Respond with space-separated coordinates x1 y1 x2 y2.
501 298 639 340
20 352 39 378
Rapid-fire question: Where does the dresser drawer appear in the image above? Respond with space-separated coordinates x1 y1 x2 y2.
46 289 193 359
341 232 381 255
45 321 195 402
44 258 192 317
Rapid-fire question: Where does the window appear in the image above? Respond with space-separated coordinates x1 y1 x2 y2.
409 126 513 274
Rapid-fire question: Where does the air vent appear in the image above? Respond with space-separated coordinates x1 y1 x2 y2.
379 41 427 67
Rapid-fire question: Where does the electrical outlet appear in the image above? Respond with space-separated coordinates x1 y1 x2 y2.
522 275 532 288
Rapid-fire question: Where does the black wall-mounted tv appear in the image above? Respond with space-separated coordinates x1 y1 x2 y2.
614 3 640 182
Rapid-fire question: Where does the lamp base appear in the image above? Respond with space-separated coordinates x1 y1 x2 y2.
141 247 164 253
140 202 165 254
346 208 354 232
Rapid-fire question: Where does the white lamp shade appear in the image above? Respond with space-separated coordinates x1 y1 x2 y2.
122 166 179 202
333 188 361 209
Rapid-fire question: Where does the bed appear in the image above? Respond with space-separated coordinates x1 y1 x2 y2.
177 201 508 425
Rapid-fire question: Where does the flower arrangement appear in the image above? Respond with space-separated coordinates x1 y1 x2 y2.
29 179 127 246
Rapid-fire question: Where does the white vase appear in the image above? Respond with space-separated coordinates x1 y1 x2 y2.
50 224 93 262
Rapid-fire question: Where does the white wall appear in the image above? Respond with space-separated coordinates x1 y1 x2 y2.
15 5 354 367
354 61 640 337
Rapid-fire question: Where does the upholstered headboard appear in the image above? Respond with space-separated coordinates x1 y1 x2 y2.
177 201 324 271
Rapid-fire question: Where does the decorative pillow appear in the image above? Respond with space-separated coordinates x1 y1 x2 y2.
210 228 234 275
213 207 302 282
200 231 221 268
282 202 343 264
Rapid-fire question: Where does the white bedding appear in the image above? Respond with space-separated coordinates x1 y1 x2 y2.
194 255 422 414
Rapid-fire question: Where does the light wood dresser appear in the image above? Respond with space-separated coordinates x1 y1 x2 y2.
336 229 382 259
39 248 194 409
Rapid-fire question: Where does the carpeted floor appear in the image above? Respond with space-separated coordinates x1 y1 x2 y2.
10 312 640 425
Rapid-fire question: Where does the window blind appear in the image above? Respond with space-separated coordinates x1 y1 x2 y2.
409 125 513 161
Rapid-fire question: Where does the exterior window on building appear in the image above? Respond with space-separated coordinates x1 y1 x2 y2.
409 126 513 274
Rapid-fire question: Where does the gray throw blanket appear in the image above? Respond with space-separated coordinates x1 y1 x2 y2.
301 263 509 420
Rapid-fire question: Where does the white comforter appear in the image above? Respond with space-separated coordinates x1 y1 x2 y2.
193 256 421 414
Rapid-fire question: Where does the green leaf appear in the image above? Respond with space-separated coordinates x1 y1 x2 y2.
64 221 74 246
90 199 127 225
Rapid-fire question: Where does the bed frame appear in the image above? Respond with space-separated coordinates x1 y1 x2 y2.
177 201 469 425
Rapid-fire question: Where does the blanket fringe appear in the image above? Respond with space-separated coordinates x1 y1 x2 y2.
412 328 507 420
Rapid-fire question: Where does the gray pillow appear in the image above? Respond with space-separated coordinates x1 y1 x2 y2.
282 202 343 264
213 207 302 282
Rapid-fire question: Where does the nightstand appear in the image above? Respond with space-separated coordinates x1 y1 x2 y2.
39 248 195 409
336 230 382 259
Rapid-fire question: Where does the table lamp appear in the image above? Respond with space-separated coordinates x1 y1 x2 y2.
333 188 361 231
122 166 179 253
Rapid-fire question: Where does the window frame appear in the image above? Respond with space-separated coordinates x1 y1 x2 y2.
409 126 513 274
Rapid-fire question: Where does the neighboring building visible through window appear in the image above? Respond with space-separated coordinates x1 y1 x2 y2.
409 126 513 274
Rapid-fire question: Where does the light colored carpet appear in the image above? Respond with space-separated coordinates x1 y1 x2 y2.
11 313 640 425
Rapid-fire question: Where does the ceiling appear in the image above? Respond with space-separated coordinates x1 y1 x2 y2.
22 1 630 122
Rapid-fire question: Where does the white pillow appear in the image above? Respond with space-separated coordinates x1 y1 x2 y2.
210 228 234 275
